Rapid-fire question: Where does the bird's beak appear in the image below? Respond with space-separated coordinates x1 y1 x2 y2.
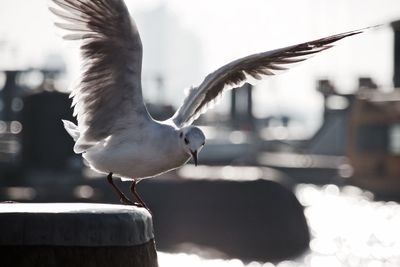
190 150 198 166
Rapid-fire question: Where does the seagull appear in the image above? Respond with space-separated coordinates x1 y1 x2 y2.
50 0 369 209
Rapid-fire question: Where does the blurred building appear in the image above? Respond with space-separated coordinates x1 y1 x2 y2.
0 69 75 179
342 20 400 196
347 88 400 195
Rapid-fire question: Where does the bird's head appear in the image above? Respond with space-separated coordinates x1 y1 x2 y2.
179 126 205 166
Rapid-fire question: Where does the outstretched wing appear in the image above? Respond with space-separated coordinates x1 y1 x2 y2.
172 28 366 127
50 0 149 144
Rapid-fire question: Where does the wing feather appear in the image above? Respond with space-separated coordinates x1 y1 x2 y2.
50 0 149 146
172 28 370 127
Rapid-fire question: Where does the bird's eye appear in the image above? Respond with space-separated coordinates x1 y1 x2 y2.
184 137 189 145
202 142 205 146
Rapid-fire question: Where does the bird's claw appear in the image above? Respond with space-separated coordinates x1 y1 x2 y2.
134 202 144 208
119 198 144 208
119 198 135 205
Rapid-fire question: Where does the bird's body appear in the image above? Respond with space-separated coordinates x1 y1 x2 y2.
49 0 371 206
81 120 190 179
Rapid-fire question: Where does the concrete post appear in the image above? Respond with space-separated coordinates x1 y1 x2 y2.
0 203 157 267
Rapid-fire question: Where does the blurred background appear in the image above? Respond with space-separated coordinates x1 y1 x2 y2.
1 0 400 266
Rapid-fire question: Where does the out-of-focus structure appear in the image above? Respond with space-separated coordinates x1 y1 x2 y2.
347 87 400 195
344 20 400 196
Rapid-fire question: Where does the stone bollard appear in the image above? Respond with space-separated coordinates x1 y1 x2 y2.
0 203 157 267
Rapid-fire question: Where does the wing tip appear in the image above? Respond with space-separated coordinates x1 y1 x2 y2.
336 24 383 38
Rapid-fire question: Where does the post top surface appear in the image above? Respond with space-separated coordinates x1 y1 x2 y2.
0 202 148 215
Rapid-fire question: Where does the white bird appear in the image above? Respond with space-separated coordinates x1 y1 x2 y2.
50 0 368 208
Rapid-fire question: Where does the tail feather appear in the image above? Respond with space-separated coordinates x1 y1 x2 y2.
62 120 95 153
62 120 80 141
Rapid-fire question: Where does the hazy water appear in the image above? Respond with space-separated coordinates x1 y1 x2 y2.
158 184 400 267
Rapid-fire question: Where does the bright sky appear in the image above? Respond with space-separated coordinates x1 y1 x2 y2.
1 0 400 133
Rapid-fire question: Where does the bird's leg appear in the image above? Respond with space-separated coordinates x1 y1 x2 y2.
106 173 136 205
130 179 150 211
